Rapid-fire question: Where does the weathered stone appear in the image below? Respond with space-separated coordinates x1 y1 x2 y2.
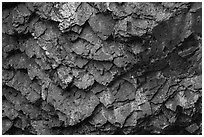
178 46 198 57
162 108 177 124
97 89 115 108
80 25 102 51
93 48 114 61
6 71 41 103
152 11 194 57
137 101 152 117
15 114 31 131
57 65 73 87
134 88 147 106
91 83 106 94
185 123 199 133
191 7 201 34
130 42 145 55
47 84 99 126
20 38 43 58
31 120 52 135
89 107 107 127
32 21 47 38
72 28 129 62
40 23 61 41
2 2 202 135
165 90 200 111
3 87 28 111
113 80 135 102
150 114 170 132
2 3 32 34
89 13 115 40
190 3 202 12
20 103 41 119
87 62 116 85
102 41 125 57
142 72 166 101
150 79 170 104
113 53 137 68
97 104 132 128
72 39 92 56
2 118 13 134
74 57 89 68
2 9 14 34
48 117 62 128
113 103 132 127
108 2 173 21
124 111 138 127
2 34 18 58
181 75 202 90
2 100 18 120
5 53 29 69
49 2 96 32
74 73 95 89
71 25 82 34
114 16 156 38
2 69 14 83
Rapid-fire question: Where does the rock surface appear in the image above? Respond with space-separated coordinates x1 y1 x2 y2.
2 2 202 135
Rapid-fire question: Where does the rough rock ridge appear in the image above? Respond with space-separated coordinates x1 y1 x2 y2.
2 2 202 135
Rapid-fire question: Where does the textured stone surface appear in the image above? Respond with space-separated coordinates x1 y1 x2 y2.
89 13 115 40
2 2 202 135
2 118 13 134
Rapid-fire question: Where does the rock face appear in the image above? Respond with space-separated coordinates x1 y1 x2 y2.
2 2 202 135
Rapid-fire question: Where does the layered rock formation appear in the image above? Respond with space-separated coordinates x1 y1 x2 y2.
2 2 202 135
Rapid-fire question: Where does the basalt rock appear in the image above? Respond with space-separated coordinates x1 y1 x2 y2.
2 2 202 135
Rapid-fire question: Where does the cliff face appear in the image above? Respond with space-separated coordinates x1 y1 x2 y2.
2 2 202 135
